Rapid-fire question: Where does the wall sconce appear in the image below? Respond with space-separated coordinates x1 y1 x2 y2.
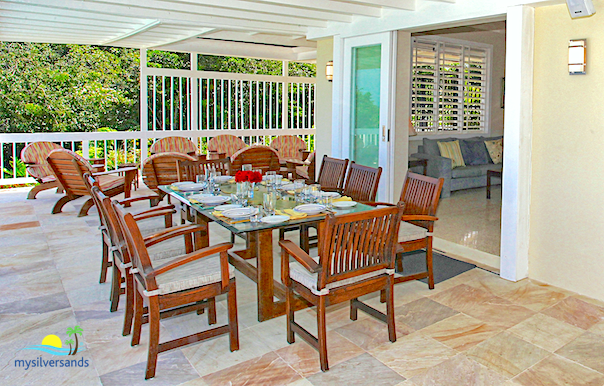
325 61 333 82
569 39 586 75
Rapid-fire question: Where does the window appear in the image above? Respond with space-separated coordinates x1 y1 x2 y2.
411 37 491 135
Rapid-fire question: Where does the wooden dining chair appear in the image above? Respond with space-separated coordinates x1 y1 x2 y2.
368 171 444 292
177 157 232 182
113 201 239 380
207 134 247 159
83 173 174 285
316 155 349 192
280 204 404 372
149 136 198 156
341 161 382 202
46 148 136 216
230 145 280 174
142 152 197 202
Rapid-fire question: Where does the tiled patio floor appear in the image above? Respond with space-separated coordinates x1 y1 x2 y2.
2 186 604 386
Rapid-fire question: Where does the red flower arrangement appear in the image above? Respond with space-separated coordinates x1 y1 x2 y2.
235 170 262 183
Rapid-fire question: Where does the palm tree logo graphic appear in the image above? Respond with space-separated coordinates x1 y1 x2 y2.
23 325 84 356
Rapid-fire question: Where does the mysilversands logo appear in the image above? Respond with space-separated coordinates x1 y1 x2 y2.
14 325 90 369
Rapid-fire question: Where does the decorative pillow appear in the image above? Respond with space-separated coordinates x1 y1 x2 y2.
460 140 490 166
484 138 503 164
437 140 466 168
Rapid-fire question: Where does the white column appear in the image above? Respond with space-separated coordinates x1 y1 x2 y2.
139 48 149 162
500 5 534 281
282 60 289 130
331 36 344 158
190 52 199 132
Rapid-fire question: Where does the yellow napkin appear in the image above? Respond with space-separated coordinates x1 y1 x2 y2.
286 191 296 195
170 185 180 191
212 211 223 217
334 196 352 202
278 209 307 220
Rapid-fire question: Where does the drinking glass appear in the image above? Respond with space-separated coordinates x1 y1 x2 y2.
294 179 305 202
310 184 321 203
196 174 206 184
242 164 252 171
250 205 263 223
322 195 334 210
263 191 276 215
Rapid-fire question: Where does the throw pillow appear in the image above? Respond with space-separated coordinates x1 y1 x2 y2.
460 140 490 166
484 138 503 164
437 140 466 168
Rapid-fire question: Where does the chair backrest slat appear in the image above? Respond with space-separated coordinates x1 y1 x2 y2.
230 145 280 174
341 162 382 202
317 155 349 192
21 141 63 180
47 149 94 197
317 204 404 289
207 134 247 158
177 158 231 181
270 135 307 160
142 152 197 193
149 136 198 155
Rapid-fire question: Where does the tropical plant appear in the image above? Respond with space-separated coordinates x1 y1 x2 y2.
2 156 27 179
64 339 74 355
66 325 83 355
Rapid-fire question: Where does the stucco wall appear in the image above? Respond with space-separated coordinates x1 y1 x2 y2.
530 1 604 300
314 38 333 163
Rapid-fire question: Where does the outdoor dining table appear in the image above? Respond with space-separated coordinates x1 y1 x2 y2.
159 182 376 322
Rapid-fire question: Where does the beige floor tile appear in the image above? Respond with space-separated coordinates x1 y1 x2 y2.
541 296 604 330
306 353 405 385
335 315 414 351
466 331 550 378
588 320 604 336
394 297 458 331
497 281 568 311
419 314 502 352
203 352 302 386
507 313 584 352
410 354 508 386
429 284 495 313
513 354 604 386
275 330 364 377
369 333 457 379
462 296 535 329
555 331 604 373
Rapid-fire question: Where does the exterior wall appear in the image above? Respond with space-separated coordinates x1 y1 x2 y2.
409 29 506 153
394 31 412 196
530 1 604 300
315 38 334 163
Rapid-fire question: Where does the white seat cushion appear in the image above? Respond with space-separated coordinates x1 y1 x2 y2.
148 253 234 296
398 221 428 243
289 257 393 296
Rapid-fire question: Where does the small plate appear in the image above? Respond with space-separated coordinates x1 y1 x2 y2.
197 195 229 205
261 215 290 224
262 174 283 181
333 201 357 209
172 181 194 188
179 183 206 192
280 183 296 191
222 207 259 220
321 191 341 198
294 204 326 215
214 176 233 184
215 204 242 211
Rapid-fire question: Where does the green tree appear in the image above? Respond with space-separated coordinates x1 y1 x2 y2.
66 325 83 355
64 339 74 356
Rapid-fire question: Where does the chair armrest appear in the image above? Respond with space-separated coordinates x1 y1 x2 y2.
117 195 162 205
364 201 394 207
132 207 175 222
402 214 438 222
144 224 204 247
93 166 138 176
279 240 321 273
147 242 232 278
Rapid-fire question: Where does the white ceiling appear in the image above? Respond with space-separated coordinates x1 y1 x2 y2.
0 0 457 61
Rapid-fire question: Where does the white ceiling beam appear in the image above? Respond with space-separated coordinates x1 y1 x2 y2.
341 0 416 11
146 28 216 48
248 0 382 17
102 20 161 45
81 0 328 28
0 2 148 24
4 0 309 35
0 12 133 29
0 19 129 32
202 30 317 48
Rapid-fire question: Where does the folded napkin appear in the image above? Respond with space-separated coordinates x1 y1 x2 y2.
170 185 180 191
334 196 352 202
211 211 249 224
277 209 307 220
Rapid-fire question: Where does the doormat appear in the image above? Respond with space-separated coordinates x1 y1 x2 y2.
398 250 476 285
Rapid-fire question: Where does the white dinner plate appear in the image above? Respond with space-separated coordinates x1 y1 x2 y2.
333 201 357 209
197 195 229 205
321 191 341 198
215 204 242 211
280 183 296 191
293 204 325 215
172 181 194 188
261 215 290 224
214 176 233 184
179 183 206 192
262 174 283 181
222 207 259 220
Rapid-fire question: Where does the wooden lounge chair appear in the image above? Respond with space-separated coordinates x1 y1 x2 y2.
141 152 197 202
207 134 247 159
149 136 198 156
280 204 404 371
230 145 280 174
270 135 308 161
46 148 136 217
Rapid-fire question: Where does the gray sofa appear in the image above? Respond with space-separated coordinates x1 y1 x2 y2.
411 136 502 197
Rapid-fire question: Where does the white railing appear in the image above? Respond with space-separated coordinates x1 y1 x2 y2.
0 129 315 185
1 54 316 186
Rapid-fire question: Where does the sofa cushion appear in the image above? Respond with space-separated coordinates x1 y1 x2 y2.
437 140 466 168
485 138 503 164
460 140 490 166
422 137 456 157
451 164 502 179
